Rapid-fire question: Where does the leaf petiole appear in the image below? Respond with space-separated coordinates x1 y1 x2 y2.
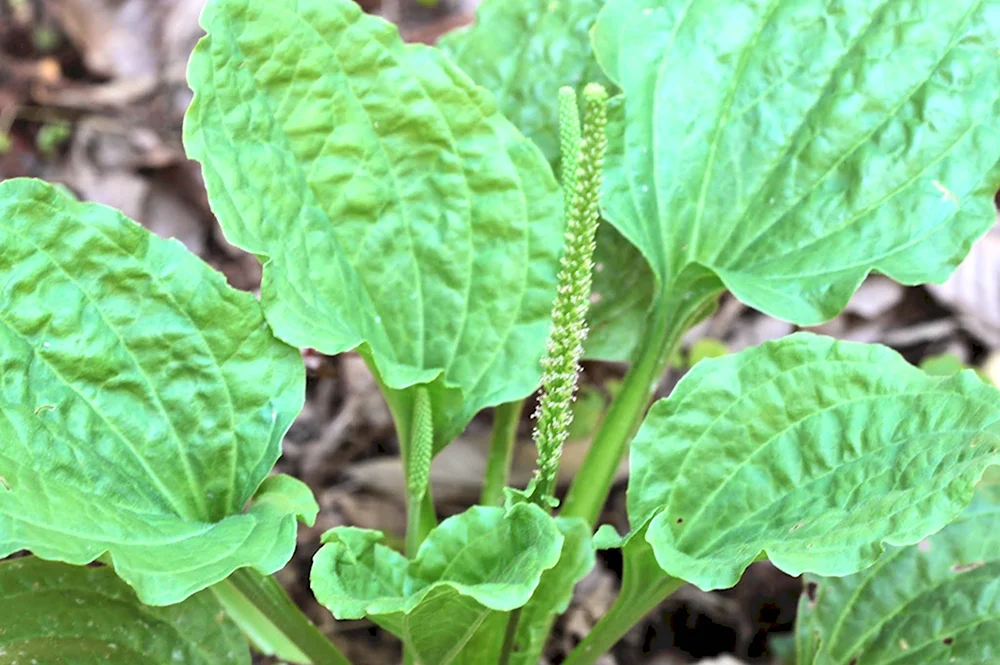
562 535 683 665
216 568 353 665
498 607 523 665
560 277 720 527
481 400 523 506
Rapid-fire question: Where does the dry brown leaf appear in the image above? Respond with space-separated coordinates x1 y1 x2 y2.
47 0 161 79
927 223 1000 347
843 276 905 320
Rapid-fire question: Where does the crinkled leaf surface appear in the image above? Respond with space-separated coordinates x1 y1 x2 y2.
0 179 313 606
511 516 595 665
593 0 1000 325
311 503 563 665
439 0 610 165
623 333 1000 591
185 0 563 451
0 557 250 665
438 0 655 361
795 485 1000 665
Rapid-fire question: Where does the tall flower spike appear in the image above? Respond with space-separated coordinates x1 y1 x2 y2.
531 83 609 507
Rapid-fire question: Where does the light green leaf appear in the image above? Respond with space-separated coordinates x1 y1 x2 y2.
0 178 312 606
511 516 595 665
439 0 610 166
311 503 564 665
0 557 250 665
185 0 563 451
624 333 1000 591
593 0 1000 325
795 486 1000 665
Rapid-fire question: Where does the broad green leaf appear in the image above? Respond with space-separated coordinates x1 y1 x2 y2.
311 503 563 665
0 178 313 606
439 0 610 166
622 333 1000 591
593 0 1000 325
185 0 563 451
512 516 595 665
0 557 250 665
795 485 1000 665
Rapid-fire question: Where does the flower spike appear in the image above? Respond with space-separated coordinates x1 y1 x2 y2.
530 83 609 507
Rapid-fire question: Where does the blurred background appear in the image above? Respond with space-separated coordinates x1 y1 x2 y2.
2 1 998 663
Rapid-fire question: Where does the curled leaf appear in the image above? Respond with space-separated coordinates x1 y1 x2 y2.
623 333 1000 590
0 179 312 605
311 503 564 664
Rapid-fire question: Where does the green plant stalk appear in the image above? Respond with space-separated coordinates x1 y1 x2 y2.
481 400 523 506
406 490 436 558
212 575 309 663
561 545 684 665
519 291 710 665
560 290 719 527
374 382 435 665
497 607 523 665
219 568 353 665
370 368 439 560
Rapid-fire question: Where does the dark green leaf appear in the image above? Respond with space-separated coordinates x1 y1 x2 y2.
439 0 657 360
439 0 610 165
796 486 1000 665
511 516 595 665
586 223 656 361
0 557 249 664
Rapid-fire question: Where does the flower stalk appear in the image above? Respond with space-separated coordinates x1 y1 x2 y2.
529 83 609 507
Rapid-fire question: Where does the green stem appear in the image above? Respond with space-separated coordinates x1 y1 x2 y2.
481 400 523 506
406 487 436 557
560 301 686 526
560 269 721 527
498 607 523 665
562 546 684 665
219 569 353 665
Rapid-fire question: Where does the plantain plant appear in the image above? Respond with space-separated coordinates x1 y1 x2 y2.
2 1 1000 664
